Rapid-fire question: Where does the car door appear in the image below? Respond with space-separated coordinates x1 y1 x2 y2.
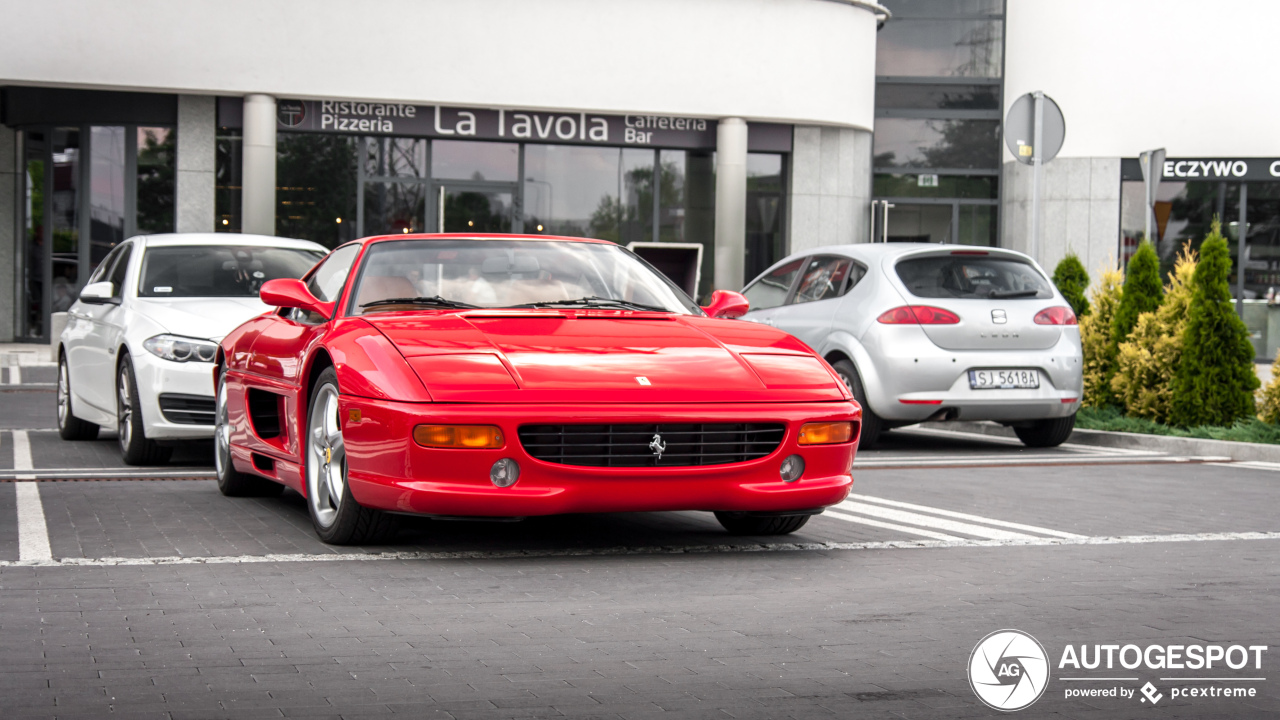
770 255 864 349
740 257 805 327
76 242 134 414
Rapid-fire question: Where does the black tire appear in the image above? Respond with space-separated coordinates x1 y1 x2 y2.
57 353 99 440
714 512 811 536
1013 413 1076 448
305 367 397 545
115 354 172 466
214 368 284 498
831 358 882 447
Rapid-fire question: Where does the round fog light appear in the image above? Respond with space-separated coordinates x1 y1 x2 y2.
780 454 805 483
490 458 520 488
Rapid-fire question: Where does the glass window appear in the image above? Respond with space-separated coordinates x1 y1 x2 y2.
747 153 786 283
107 243 133 299
349 239 699 314
51 128 81 314
23 132 46 338
876 19 1003 78
875 83 999 110
522 144 640 239
743 258 803 311
307 243 361 302
958 205 998 247
139 245 323 298
431 140 518 181
880 0 1003 16
363 137 427 179
277 133 358 247
87 242 125 287
564 148 652 245
89 126 126 270
442 188 512 233
874 173 997 199
364 182 427 236
793 256 855 305
895 255 1053 300
136 127 174 234
873 118 1000 169
216 128 242 232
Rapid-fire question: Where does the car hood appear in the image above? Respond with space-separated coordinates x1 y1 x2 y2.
132 297 271 341
360 311 850 403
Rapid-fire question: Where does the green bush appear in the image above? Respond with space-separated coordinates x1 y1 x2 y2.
1169 220 1260 426
1078 406 1280 445
1111 245 1196 423
1080 265 1123 408
1051 254 1091 318
1110 239 1163 350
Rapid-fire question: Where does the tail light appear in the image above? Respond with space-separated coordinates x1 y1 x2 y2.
1033 306 1078 325
877 305 961 325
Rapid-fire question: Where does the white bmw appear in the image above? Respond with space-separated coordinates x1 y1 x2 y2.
57 233 327 464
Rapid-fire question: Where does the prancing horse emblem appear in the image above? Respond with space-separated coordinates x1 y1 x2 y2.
649 433 667 460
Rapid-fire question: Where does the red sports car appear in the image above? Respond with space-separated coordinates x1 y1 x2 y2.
214 234 860 544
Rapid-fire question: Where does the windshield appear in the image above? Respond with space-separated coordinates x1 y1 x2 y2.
349 239 701 315
139 246 324 298
895 254 1053 300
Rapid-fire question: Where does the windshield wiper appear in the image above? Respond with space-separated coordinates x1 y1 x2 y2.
359 295 479 309
988 289 1043 299
508 296 671 312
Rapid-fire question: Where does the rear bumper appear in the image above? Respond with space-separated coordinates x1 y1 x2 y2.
340 398 859 517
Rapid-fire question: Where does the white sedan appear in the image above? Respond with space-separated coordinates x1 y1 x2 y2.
57 233 326 464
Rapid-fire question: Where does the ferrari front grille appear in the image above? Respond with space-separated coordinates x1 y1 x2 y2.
517 423 786 468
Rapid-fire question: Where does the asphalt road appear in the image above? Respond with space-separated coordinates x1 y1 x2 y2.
0 367 1276 719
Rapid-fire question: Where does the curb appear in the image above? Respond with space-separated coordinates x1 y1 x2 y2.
920 420 1280 464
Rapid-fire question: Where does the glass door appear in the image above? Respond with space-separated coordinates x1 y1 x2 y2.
432 182 518 233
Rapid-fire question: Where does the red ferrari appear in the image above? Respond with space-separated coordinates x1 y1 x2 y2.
214 234 860 544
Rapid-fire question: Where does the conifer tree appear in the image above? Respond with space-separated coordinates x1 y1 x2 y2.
1110 239 1162 350
1052 253 1090 318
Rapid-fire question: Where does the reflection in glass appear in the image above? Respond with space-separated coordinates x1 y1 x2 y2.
958 205 997 246
876 20 1002 77
216 129 242 232
136 127 175 234
875 83 999 110
578 148 653 245
51 128 81 314
277 133 358 247
23 131 47 338
747 153 786 283
523 144 626 238
880 0 1003 16
886 204 952 243
363 137 427 179
874 173 997 199
432 140 518 181
90 126 126 270
364 181 427 236
873 118 1000 169
442 189 513 233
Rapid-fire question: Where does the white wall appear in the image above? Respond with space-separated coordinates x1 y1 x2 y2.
1005 0 1280 159
0 0 879 130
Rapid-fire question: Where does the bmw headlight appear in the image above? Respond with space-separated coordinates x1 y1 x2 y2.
143 334 218 363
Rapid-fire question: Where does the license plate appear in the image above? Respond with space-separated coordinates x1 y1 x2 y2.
969 369 1040 390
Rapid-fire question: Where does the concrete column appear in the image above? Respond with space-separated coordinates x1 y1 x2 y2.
787 126 873 254
175 95 217 233
713 118 748 291
1001 157 1120 273
241 94 277 236
0 126 17 342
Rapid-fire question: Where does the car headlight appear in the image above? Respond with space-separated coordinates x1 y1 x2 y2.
143 334 218 363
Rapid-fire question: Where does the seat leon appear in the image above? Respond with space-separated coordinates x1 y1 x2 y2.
57 234 327 464
741 244 1083 448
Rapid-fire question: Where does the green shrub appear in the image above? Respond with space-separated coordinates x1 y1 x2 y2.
1259 351 1280 424
1111 244 1196 423
1052 253 1091 318
1110 239 1163 350
1080 264 1123 408
1078 406 1280 445
1169 220 1260 426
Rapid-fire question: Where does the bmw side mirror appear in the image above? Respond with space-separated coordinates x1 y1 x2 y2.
701 290 750 319
260 278 335 319
79 281 116 304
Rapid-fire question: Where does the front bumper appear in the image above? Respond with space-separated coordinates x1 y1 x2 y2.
130 350 217 439
339 398 859 517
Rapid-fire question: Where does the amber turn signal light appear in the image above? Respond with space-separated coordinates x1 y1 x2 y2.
413 424 504 448
797 421 854 445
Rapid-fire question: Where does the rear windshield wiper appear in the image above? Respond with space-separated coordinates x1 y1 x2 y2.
988 289 1043 299
508 296 672 313
359 295 479 310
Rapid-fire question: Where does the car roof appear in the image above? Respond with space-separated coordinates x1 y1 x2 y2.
361 233 613 246
136 233 328 253
794 243 1031 260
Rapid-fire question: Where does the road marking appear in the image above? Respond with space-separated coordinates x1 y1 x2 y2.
855 455 1231 469
0 469 215 480
823 509 962 541
15 482 52 563
1211 461 1280 472
835 500 1039 540
1 531 1276 567
849 493 1085 539
12 430 34 480
7 366 20 385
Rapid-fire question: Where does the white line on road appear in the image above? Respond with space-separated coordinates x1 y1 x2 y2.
7 366 20 385
823 509 962 541
0 530 1276 567
15 482 52 563
849 493 1085 539
836 500 1038 540
12 430 34 480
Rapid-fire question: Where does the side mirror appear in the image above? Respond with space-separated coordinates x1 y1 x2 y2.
260 278 335 319
79 281 116 304
701 290 750 319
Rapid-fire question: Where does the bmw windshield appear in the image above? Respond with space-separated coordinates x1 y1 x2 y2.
348 239 701 315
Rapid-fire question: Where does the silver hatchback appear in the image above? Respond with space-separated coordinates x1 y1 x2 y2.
741 244 1083 447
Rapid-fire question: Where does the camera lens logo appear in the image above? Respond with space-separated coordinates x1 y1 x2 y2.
968 630 1049 712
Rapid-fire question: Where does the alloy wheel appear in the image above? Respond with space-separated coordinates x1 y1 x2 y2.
215 380 231 477
57 361 70 426
117 368 132 450
307 384 345 528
